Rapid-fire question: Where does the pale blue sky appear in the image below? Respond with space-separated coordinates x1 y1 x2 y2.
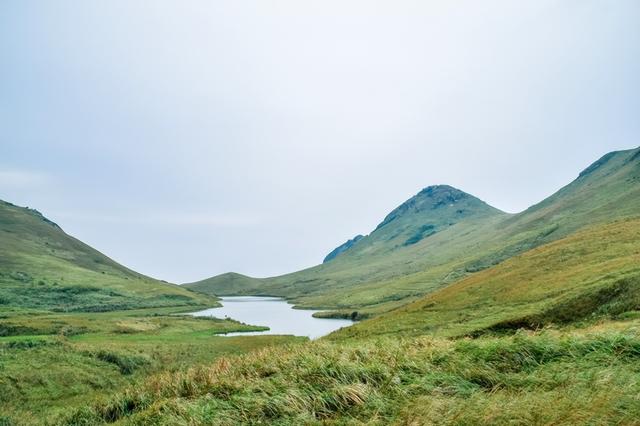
1 1 639 282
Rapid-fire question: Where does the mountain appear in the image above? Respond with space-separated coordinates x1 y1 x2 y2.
0 200 213 312
186 147 640 317
369 185 503 245
323 185 501 262
186 185 509 309
329 185 505 257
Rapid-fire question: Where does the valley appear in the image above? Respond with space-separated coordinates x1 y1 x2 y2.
1 147 639 425
4 1 639 423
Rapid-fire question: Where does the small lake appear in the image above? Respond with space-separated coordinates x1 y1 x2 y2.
191 296 354 339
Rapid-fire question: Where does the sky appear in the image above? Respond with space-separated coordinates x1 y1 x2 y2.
1 1 639 283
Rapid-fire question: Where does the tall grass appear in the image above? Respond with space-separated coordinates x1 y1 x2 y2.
0 311 301 423
57 326 640 425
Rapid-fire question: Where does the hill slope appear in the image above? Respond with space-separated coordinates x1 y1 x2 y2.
186 147 640 315
184 272 263 297
0 200 213 312
335 217 640 339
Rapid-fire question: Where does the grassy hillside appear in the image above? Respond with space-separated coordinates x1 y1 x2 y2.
0 200 214 312
335 217 640 339
185 273 264 298
187 147 640 316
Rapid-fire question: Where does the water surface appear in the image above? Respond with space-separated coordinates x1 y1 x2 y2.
191 296 354 339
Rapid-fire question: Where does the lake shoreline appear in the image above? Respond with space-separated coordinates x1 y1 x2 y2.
190 296 354 339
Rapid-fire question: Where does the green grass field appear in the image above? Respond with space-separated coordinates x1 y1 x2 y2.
0 308 303 424
54 319 640 425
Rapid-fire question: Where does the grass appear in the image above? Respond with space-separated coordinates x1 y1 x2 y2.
53 319 640 425
0 308 304 423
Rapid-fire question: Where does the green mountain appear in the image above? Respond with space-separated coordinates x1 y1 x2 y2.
0 200 213 312
185 185 508 307
325 185 505 257
186 147 640 317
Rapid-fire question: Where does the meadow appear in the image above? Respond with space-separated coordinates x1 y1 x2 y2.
55 319 640 425
0 308 303 424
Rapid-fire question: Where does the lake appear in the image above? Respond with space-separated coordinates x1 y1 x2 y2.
191 296 354 339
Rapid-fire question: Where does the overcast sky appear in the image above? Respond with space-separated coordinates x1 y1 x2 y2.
1 1 639 283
